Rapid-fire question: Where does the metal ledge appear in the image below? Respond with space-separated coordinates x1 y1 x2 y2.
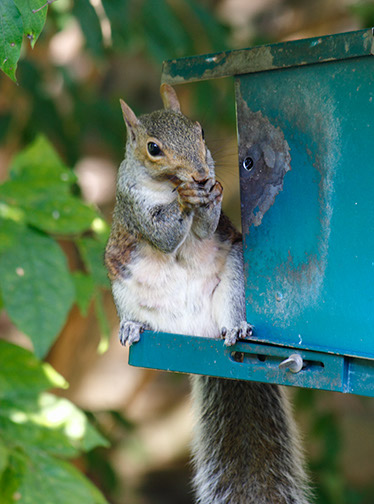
162 28 374 85
129 331 374 397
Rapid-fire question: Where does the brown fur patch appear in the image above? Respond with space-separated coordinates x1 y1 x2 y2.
216 213 242 245
105 224 139 281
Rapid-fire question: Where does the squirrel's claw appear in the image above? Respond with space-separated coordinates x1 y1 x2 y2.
177 180 222 209
119 320 147 346
221 321 254 346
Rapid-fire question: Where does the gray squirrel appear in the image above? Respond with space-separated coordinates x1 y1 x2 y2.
105 84 311 504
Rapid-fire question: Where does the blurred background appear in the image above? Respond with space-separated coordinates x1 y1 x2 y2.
1 0 374 503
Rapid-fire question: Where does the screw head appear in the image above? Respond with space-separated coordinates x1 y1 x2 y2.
243 156 254 171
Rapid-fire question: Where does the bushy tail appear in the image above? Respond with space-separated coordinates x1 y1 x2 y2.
191 376 311 504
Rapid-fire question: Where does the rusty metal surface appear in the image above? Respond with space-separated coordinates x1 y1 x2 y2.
236 89 291 233
237 54 374 361
129 331 374 397
162 28 374 85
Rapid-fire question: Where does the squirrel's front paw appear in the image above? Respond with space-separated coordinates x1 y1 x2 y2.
221 321 254 346
177 180 223 209
119 321 148 346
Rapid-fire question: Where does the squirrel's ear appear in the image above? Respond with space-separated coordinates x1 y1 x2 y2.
120 99 139 141
160 83 181 113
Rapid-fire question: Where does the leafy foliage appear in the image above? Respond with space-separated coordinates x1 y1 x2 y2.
0 135 110 358
0 0 234 168
0 135 111 501
0 136 99 235
0 225 75 357
0 340 109 504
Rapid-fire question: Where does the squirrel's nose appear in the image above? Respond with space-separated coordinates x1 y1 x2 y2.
193 177 209 187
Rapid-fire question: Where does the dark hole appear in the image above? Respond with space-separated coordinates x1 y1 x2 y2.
302 360 325 370
233 352 244 363
257 354 267 362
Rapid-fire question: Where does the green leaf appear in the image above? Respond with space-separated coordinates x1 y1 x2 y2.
23 195 99 235
16 450 108 504
9 135 76 187
101 0 131 48
72 0 103 57
0 344 109 502
0 0 23 81
142 0 192 62
350 2 374 27
0 136 100 235
0 449 27 503
1 447 109 504
0 341 109 501
0 341 108 455
0 340 67 404
0 218 25 254
0 393 108 458
72 272 95 315
0 227 75 357
0 437 9 477
13 0 48 48
77 237 109 288
184 0 228 52
0 413 78 459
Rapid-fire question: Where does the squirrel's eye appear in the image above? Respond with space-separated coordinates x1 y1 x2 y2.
201 128 205 140
147 142 162 157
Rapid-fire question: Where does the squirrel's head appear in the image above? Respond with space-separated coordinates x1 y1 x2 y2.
119 84 215 185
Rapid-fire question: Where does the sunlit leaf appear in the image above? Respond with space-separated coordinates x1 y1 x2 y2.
23 195 99 235
0 341 109 502
0 394 108 457
0 227 75 357
0 340 67 404
0 414 79 459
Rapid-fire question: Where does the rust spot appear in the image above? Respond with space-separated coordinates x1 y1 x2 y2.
236 95 291 235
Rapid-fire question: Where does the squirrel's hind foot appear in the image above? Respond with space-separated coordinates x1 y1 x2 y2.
221 321 254 346
119 320 149 346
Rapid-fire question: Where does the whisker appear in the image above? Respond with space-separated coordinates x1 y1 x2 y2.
172 183 182 193
211 147 237 157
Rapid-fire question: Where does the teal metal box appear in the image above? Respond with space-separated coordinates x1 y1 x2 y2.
129 29 374 397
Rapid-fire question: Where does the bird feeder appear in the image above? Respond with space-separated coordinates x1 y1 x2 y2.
129 28 374 397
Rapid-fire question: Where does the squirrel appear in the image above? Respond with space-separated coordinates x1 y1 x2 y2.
105 84 311 504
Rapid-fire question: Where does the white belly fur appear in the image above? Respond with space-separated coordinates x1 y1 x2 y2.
112 234 230 338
